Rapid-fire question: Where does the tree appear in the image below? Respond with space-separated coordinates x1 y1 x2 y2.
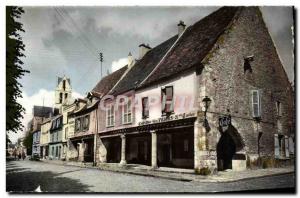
6 6 29 142
23 132 32 155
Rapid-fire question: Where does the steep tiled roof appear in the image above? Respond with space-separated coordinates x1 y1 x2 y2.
141 7 239 87
111 35 178 95
92 65 128 96
33 106 53 118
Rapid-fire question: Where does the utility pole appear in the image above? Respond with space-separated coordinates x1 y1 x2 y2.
99 52 103 79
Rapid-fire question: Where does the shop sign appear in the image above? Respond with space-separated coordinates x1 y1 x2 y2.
138 112 196 126
219 115 231 127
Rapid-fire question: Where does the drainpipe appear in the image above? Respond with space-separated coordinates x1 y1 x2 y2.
93 105 98 166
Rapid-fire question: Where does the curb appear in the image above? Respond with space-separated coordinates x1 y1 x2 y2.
39 160 294 183
205 171 295 183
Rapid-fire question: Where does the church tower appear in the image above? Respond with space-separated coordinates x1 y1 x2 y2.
55 76 72 112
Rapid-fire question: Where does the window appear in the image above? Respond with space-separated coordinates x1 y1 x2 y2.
275 134 289 159
56 146 58 157
63 80 66 90
276 101 282 117
56 117 61 128
244 58 253 73
83 115 90 130
251 90 261 118
162 86 174 115
65 127 68 139
75 118 81 132
65 93 68 100
106 105 115 127
142 97 149 119
123 99 132 124
59 93 63 103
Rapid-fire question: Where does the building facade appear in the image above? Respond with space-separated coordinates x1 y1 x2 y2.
40 118 51 159
49 115 63 160
91 7 294 173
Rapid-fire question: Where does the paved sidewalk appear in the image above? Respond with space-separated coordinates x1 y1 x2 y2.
40 159 294 183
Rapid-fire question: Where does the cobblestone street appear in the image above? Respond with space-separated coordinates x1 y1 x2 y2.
6 160 295 193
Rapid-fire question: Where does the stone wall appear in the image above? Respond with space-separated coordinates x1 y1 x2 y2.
195 7 293 170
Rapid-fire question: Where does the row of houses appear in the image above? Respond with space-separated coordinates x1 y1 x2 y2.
27 7 294 172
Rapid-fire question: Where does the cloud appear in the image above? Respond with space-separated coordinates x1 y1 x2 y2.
111 57 128 72
8 89 83 143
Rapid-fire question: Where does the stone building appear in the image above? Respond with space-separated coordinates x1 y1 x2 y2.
92 6 294 172
49 115 63 160
28 105 54 157
55 76 72 113
40 118 52 159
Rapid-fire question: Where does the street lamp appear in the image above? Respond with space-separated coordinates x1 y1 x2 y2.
202 96 212 114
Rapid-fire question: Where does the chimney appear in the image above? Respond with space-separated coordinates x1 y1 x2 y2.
139 43 151 59
128 52 134 67
177 20 186 36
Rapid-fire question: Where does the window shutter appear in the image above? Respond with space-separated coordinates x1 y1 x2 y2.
161 89 166 113
289 137 294 155
285 136 289 158
274 134 280 158
252 90 261 118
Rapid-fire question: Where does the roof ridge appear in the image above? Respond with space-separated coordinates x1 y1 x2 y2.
139 29 186 86
107 64 133 95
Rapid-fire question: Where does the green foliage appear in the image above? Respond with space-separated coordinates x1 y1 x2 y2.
23 132 32 155
195 167 211 175
6 6 29 140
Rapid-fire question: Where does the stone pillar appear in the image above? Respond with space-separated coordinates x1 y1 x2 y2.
151 130 157 169
43 146 46 159
120 134 126 165
194 119 217 173
93 134 97 165
78 141 85 162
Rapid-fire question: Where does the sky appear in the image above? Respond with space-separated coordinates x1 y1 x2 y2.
9 6 294 143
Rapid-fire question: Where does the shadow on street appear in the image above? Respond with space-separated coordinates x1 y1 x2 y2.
6 161 92 193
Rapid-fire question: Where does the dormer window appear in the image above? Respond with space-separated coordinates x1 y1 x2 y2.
244 56 254 74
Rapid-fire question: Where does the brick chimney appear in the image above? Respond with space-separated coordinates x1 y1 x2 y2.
139 43 151 59
177 20 186 36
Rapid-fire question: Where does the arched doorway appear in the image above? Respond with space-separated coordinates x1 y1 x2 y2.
217 125 244 171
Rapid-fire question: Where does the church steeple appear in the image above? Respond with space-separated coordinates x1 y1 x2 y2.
55 76 72 113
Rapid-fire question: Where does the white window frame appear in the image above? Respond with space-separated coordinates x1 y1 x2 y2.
276 101 282 117
122 99 132 124
251 90 261 118
106 104 115 127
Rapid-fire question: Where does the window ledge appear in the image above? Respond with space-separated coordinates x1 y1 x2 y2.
122 122 132 125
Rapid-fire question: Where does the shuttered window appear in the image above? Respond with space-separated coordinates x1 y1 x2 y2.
285 136 289 158
251 90 261 118
289 137 294 155
142 97 149 119
162 86 174 115
274 134 280 159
